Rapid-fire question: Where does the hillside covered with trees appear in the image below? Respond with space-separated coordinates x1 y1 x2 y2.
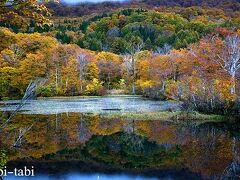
32 5 240 54
0 0 240 116
46 0 240 17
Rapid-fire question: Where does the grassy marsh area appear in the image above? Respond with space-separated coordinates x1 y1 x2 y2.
102 111 225 123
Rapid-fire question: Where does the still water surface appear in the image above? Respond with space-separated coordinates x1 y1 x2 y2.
0 97 239 179
0 96 180 114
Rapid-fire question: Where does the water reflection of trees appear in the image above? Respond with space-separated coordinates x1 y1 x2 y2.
0 113 240 179
221 137 240 179
174 122 240 179
123 120 145 153
0 150 7 169
78 114 91 143
12 123 34 148
122 120 181 155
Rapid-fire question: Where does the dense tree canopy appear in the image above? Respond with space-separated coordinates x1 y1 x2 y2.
0 0 51 31
0 1 240 115
32 8 239 54
46 0 240 17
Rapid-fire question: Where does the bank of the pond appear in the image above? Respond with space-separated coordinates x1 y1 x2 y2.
0 95 143 101
102 111 226 123
37 95 143 99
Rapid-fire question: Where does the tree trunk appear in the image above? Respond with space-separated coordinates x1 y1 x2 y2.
132 57 136 95
132 82 135 95
80 72 83 92
80 83 83 92
174 65 179 81
108 73 111 90
55 67 58 92
66 77 68 91
230 73 236 94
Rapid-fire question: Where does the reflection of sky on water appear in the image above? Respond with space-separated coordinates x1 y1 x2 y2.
0 97 180 114
6 173 158 180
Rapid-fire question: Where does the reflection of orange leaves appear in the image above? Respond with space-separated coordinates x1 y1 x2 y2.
182 137 233 178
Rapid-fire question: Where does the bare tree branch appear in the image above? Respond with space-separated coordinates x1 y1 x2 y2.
0 78 46 131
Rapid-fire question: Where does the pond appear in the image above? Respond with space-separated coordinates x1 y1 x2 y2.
0 97 239 179
0 96 180 114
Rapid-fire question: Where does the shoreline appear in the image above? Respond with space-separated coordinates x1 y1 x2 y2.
1 95 143 101
37 94 143 99
101 111 226 123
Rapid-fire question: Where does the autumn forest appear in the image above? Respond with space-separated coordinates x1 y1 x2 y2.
0 0 240 116
0 0 240 179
